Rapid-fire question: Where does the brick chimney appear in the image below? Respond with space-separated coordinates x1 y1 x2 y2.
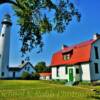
93 33 100 40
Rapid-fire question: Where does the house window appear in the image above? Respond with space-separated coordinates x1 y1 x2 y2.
94 46 99 59
7 65 9 68
57 67 59 77
1 72 4 76
13 72 16 78
94 63 99 74
25 67 27 70
27 67 30 71
76 68 79 74
63 54 70 60
65 67 68 74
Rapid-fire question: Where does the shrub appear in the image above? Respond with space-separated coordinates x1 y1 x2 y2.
59 80 68 84
21 71 31 80
79 81 91 86
31 72 40 80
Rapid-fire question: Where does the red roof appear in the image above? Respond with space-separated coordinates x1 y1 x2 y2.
50 39 96 66
39 72 51 76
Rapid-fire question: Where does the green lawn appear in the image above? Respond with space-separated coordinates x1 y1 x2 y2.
0 80 100 100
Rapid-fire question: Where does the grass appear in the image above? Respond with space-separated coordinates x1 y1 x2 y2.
0 80 100 100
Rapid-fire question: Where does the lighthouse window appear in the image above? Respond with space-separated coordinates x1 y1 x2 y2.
2 34 4 37
1 72 4 76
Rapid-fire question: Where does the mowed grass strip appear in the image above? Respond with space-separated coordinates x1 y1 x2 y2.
0 80 98 100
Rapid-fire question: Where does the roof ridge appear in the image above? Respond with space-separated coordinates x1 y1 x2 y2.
66 39 94 47
62 39 95 50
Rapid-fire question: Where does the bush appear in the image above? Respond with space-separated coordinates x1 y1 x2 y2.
21 71 31 80
31 72 40 80
73 81 79 85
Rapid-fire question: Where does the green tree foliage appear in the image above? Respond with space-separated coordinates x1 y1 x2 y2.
21 71 31 79
35 62 46 73
0 0 81 54
45 67 51 72
35 61 51 73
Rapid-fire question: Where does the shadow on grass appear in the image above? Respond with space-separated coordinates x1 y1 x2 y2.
90 96 100 100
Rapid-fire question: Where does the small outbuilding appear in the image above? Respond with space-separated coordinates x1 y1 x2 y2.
39 72 51 80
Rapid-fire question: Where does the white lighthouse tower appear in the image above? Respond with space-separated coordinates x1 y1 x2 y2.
0 14 12 78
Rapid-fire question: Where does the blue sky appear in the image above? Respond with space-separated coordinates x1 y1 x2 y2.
0 0 100 66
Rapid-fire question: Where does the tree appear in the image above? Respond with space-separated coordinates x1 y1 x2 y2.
45 67 51 72
31 72 40 80
35 61 51 73
0 0 81 55
35 61 46 73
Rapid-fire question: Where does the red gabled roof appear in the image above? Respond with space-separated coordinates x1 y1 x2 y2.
39 72 51 76
50 39 96 66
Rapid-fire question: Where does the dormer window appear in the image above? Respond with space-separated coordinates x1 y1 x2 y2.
63 54 70 60
62 48 73 60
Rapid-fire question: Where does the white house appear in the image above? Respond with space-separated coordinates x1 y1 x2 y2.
9 62 35 79
50 34 100 82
